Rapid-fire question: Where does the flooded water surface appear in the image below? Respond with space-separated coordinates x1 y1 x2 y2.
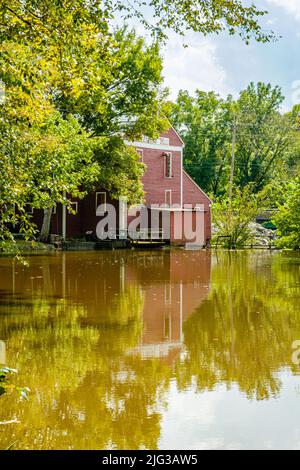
0 249 300 450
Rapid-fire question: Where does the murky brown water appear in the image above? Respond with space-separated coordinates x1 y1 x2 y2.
0 249 300 450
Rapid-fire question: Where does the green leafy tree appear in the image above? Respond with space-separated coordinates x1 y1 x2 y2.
171 90 233 195
281 104 300 178
0 2 169 243
234 82 292 191
212 187 263 248
118 0 275 43
0 0 274 44
172 83 297 197
273 178 300 250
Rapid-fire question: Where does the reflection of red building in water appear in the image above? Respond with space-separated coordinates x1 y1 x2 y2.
0 250 211 363
31 127 212 245
126 251 211 362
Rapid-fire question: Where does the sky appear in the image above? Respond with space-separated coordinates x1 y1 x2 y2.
160 0 300 111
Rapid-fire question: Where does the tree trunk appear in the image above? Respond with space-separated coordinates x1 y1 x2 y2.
39 207 53 242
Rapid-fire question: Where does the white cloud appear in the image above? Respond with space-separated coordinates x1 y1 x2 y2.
162 33 232 100
266 0 300 21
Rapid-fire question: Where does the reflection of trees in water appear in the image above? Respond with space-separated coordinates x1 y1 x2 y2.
1 251 300 449
0 285 171 450
177 252 300 401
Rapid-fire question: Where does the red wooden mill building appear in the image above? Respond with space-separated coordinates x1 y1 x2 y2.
33 127 212 246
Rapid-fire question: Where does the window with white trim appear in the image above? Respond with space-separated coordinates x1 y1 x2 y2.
96 192 107 215
52 204 57 215
164 152 173 178
165 190 172 206
68 202 78 215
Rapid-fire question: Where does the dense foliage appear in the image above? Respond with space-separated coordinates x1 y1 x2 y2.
171 90 234 195
0 2 171 243
273 179 300 250
171 83 300 249
0 0 274 43
172 83 299 197
212 187 262 248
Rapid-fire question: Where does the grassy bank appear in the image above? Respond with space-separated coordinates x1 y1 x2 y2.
0 240 56 256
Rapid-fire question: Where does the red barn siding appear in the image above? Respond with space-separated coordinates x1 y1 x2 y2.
142 149 182 206
182 171 212 243
31 192 119 239
183 171 210 207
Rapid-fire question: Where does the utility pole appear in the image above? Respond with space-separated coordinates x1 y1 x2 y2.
229 119 237 202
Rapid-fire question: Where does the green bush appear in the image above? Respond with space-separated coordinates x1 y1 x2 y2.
213 187 261 248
